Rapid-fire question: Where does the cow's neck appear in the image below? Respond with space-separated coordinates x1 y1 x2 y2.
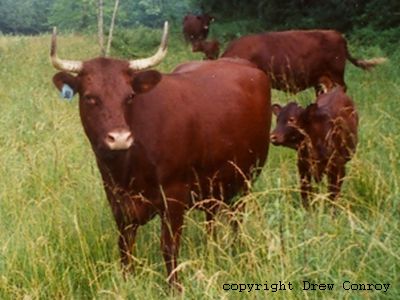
94 148 160 225
94 143 158 196
96 150 133 186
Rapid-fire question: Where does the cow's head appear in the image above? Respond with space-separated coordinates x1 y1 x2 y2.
50 22 168 157
198 14 214 32
270 102 305 149
201 14 215 26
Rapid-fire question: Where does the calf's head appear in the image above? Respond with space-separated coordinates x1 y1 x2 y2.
270 102 305 149
50 23 168 156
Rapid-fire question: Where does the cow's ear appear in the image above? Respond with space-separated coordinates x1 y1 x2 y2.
132 70 162 94
53 72 78 92
272 104 282 116
53 72 78 100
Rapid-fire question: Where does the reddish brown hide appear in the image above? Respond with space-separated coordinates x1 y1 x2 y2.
52 57 271 287
192 39 220 60
182 13 214 43
270 87 358 207
222 30 386 93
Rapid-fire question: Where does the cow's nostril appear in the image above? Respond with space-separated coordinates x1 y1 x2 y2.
106 134 116 143
105 130 133 150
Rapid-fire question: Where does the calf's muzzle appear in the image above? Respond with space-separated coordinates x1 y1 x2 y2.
270 133 282 145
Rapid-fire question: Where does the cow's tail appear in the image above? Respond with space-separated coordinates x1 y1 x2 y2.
346 46 387 71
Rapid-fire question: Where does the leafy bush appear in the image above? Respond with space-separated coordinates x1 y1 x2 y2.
351 26 400 54
111 26 164 59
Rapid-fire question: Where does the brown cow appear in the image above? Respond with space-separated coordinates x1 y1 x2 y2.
270 87 358 207
50 23 271 288
192 39 220 60
182 13 214 43
222 30 386 93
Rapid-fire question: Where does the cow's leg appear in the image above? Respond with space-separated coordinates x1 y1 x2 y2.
300 172 312 208
160 187 187 289
329 72 346 91
298 158 312 208
327 163 346 201
161 208 184 289
118 223 138 275
104 186 140 275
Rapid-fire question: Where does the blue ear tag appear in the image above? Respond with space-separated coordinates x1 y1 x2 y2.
60 84 74 101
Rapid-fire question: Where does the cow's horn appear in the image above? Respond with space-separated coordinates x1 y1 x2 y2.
129 21 169 70
50 27 83 73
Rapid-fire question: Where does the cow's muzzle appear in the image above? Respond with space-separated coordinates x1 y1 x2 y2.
105 130 134 150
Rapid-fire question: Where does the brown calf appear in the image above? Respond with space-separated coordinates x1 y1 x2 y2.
192 39 220 60
270 87 358 207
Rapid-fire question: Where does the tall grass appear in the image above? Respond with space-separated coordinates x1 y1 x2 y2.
0 28 399 299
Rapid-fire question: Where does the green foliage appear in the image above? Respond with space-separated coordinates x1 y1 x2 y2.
116 0 196 28
0 0 52 34
111 26 167 59
351 0 400 54
0 0 400 34
209 19 265 44
197 0 399 36
47 0 98 32
351 27 400 54
357 0 400 29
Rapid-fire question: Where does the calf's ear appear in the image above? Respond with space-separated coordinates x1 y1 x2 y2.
272 104 282 116
132 70 162 94
53 72 78 93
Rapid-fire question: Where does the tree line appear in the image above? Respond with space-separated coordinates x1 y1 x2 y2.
0 0 195 34
1 0 398 51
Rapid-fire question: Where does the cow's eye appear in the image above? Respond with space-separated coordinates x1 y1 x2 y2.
83 95 98 105
126 93 135 105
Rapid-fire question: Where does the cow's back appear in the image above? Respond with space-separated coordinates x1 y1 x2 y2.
222 30 347 92
317 87 358 133
315 87 358 160
131 59 271 200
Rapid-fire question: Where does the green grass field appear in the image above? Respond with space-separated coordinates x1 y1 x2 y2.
0 28 399 299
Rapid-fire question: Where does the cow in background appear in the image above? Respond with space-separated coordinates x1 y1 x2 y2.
192 39 220 60
270 86 358 207
222 30 386 94
183 13 215 43
50 21 271 288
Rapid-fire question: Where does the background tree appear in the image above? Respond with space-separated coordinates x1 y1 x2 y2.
106 0 120 56
98 0 105 55
0 0 397 52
